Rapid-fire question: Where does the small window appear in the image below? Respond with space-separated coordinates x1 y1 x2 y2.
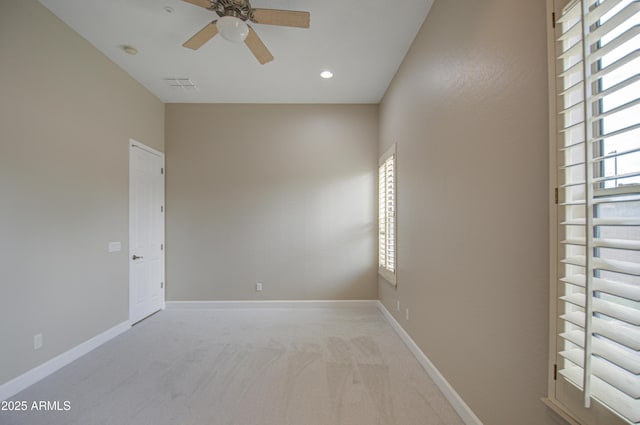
379 145 397 286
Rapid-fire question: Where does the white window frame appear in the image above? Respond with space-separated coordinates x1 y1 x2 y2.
545 0 640 424
379 144 397 286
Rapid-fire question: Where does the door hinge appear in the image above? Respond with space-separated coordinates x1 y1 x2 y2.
161 243 164 251
553 364 558 380
161 281 164 289
552 12 556 28
161 167 164 175
554 187 559 205
160 205 164 213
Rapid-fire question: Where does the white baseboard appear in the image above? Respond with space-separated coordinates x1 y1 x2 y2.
0 321 130 401
376 302 483 425
165 300 380 309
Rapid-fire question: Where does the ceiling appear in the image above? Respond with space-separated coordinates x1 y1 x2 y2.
38 0 433 104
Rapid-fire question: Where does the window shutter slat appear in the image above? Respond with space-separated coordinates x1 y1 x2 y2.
595 276 640 299
594 146 640 163
560 314 640 350
560 367 640 423
588 1 640 44
590 48 640 83
560 348 640 398
563 273 640 300
588 74 640 104
588 25 640 65
589 0 626 24
563 217 640 225
560 333 640 374
594 345 640 376
561 292 640 324
561 237 640 250
593 257 640 275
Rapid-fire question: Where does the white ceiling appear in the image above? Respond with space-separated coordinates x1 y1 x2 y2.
38 0 433 104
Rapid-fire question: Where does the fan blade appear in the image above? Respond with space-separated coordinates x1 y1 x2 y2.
182 0 213 9
244 27 273 64
183 22 218 50
252 9 310 28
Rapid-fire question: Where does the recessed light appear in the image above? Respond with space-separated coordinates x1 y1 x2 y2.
122 45 138 55
320 70 334 79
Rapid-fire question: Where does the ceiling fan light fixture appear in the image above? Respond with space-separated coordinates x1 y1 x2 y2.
217 16 249 43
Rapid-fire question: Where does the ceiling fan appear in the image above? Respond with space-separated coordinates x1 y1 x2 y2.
181 0 310 64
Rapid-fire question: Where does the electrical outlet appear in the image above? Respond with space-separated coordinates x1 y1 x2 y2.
33 333 43 350
396 300 400 311
405 308 409 321
256 282 262 292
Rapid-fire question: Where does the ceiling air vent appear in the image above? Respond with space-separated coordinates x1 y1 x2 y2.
163 78 199 92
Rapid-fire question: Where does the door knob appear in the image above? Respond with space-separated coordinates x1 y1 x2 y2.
132 255 144 260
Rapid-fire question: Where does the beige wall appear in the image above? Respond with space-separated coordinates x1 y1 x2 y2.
378 1 559 424
0 0 164 385
165 104 378 301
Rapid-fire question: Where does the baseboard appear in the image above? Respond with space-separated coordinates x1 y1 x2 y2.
376 301 484 425
166 300 380 309
0 321 130 401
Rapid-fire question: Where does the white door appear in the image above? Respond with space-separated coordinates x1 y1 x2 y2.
129 140 164 324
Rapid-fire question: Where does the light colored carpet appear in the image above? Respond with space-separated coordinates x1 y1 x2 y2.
2 306 464 425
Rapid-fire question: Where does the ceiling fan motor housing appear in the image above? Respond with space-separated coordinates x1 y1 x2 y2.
212 0 254 21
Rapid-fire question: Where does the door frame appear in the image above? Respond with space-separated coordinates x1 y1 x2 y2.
129 139 165 324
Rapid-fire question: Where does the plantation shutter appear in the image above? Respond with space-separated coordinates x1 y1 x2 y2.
555 0 640 423
379 147 396 285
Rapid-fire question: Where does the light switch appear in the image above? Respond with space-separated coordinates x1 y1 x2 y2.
108 242 122 253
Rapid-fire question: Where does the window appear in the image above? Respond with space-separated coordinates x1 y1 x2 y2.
550 0 640 424
379 145 397 285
